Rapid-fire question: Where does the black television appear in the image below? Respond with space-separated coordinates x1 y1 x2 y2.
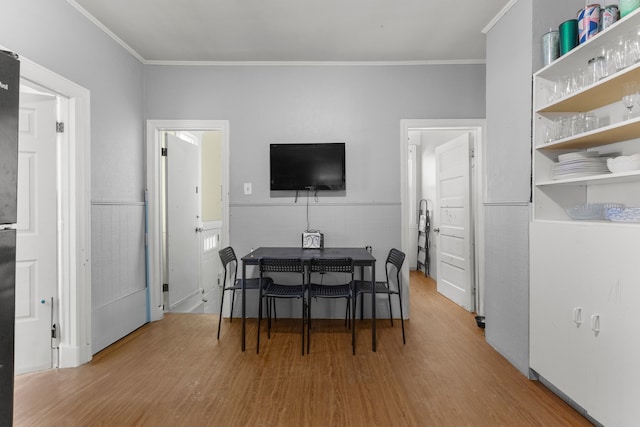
270 143 345 191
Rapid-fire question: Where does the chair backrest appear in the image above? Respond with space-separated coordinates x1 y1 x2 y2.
309 257 354 283
309 257 353 273
385 248 406 293
259 257 305 274
218 246 238 286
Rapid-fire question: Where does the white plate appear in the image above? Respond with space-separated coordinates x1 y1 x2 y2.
557 151 600 162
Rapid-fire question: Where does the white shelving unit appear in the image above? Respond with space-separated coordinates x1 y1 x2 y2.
533 8 640 221
531 9 640 426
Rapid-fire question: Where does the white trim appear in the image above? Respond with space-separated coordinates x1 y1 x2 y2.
144 59 486 66
481 0 519 34
66 0 145 63
15 51 92 367
400 119 486 316
146 120 230 322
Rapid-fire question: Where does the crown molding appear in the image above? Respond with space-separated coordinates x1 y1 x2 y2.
143 59 486 66
482 0 519 34
67 0 145 63
68 0 488 66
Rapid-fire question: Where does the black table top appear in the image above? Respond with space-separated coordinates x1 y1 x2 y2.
241 246 375 264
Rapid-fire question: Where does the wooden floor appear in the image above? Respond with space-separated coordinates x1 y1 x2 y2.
14 272 591 426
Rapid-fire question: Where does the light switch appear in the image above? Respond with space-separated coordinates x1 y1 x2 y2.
243 183 252 195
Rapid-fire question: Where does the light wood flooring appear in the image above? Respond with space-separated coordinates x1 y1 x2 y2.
14 272 591 426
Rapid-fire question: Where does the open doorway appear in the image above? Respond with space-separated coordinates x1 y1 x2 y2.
12 53 92 371
161 130 224 313
146 120 230 322
400 119 485 316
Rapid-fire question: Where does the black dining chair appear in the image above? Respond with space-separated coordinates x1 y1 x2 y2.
217 246 273 340
257 257 307 355
306 257 354 354
353 248 406 345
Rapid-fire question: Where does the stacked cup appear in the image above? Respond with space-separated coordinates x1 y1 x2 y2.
620 0 640 18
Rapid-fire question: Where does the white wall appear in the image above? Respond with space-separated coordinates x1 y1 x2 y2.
145 64 486 317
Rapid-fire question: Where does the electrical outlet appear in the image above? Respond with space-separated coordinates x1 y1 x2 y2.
243 183 252 195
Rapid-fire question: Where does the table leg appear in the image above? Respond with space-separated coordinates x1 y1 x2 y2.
241 261 246 352
371 260 376 352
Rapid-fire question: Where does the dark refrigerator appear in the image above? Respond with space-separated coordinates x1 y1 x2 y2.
0 50 20 425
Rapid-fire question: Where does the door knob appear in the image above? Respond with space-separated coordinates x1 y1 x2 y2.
195 227 203 233
433 228 440 233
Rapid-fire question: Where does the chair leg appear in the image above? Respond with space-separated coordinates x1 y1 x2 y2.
307 296 311 354
229 289 236 323
387 294 394 327
266 296 271 323
352 293 357 355
267 297 272 339
257 291 263 354
301 298 306 356
217 288 226 340
398 294 406 345
344 299 351 328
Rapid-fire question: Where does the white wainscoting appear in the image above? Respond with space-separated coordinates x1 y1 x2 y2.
91 202 146 353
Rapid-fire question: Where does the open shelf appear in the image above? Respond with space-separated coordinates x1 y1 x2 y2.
536 169 640 186
537 63 640 113
536 116 640 150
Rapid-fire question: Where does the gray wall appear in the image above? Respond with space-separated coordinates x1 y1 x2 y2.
0 0 145 202
484 0 534 377
145 64 486 317
1 0 146 351
484 0 588 376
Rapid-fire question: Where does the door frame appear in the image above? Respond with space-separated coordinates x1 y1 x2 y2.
146 120 230 322
15 52 92 367
400 119 486 315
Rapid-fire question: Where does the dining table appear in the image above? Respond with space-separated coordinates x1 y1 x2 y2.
240 247 377 352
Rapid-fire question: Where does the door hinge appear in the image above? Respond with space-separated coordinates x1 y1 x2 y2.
161 147 168 156
163 283 169 292
51 323 57 339
56 122 64 133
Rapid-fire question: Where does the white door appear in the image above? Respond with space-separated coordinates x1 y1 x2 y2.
166 133 200 311
14 88 58 374
435 133 474 311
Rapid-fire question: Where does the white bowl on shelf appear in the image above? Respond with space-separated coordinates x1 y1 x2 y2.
606 154 640 173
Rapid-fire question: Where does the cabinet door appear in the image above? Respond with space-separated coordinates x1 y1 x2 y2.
530 221 588 409
532 221 640 425
582 225 640 426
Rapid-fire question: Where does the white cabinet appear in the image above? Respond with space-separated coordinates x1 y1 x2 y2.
531 9 640 426
530 222 640 425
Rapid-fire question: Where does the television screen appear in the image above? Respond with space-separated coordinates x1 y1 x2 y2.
270 143 345 191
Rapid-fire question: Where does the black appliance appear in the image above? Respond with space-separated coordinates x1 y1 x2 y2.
0 50 20 425
270 142 346 191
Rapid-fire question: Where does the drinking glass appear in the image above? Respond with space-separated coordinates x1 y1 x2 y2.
622 82 639 119
623 37 640 67
605 46 623 76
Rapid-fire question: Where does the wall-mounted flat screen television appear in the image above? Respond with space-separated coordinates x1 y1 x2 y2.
270 143 346 191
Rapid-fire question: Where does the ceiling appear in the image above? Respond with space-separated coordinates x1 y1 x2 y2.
69 0 512 63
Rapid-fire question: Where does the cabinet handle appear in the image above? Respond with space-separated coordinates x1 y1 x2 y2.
573 307 582 325
591 314 600 334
